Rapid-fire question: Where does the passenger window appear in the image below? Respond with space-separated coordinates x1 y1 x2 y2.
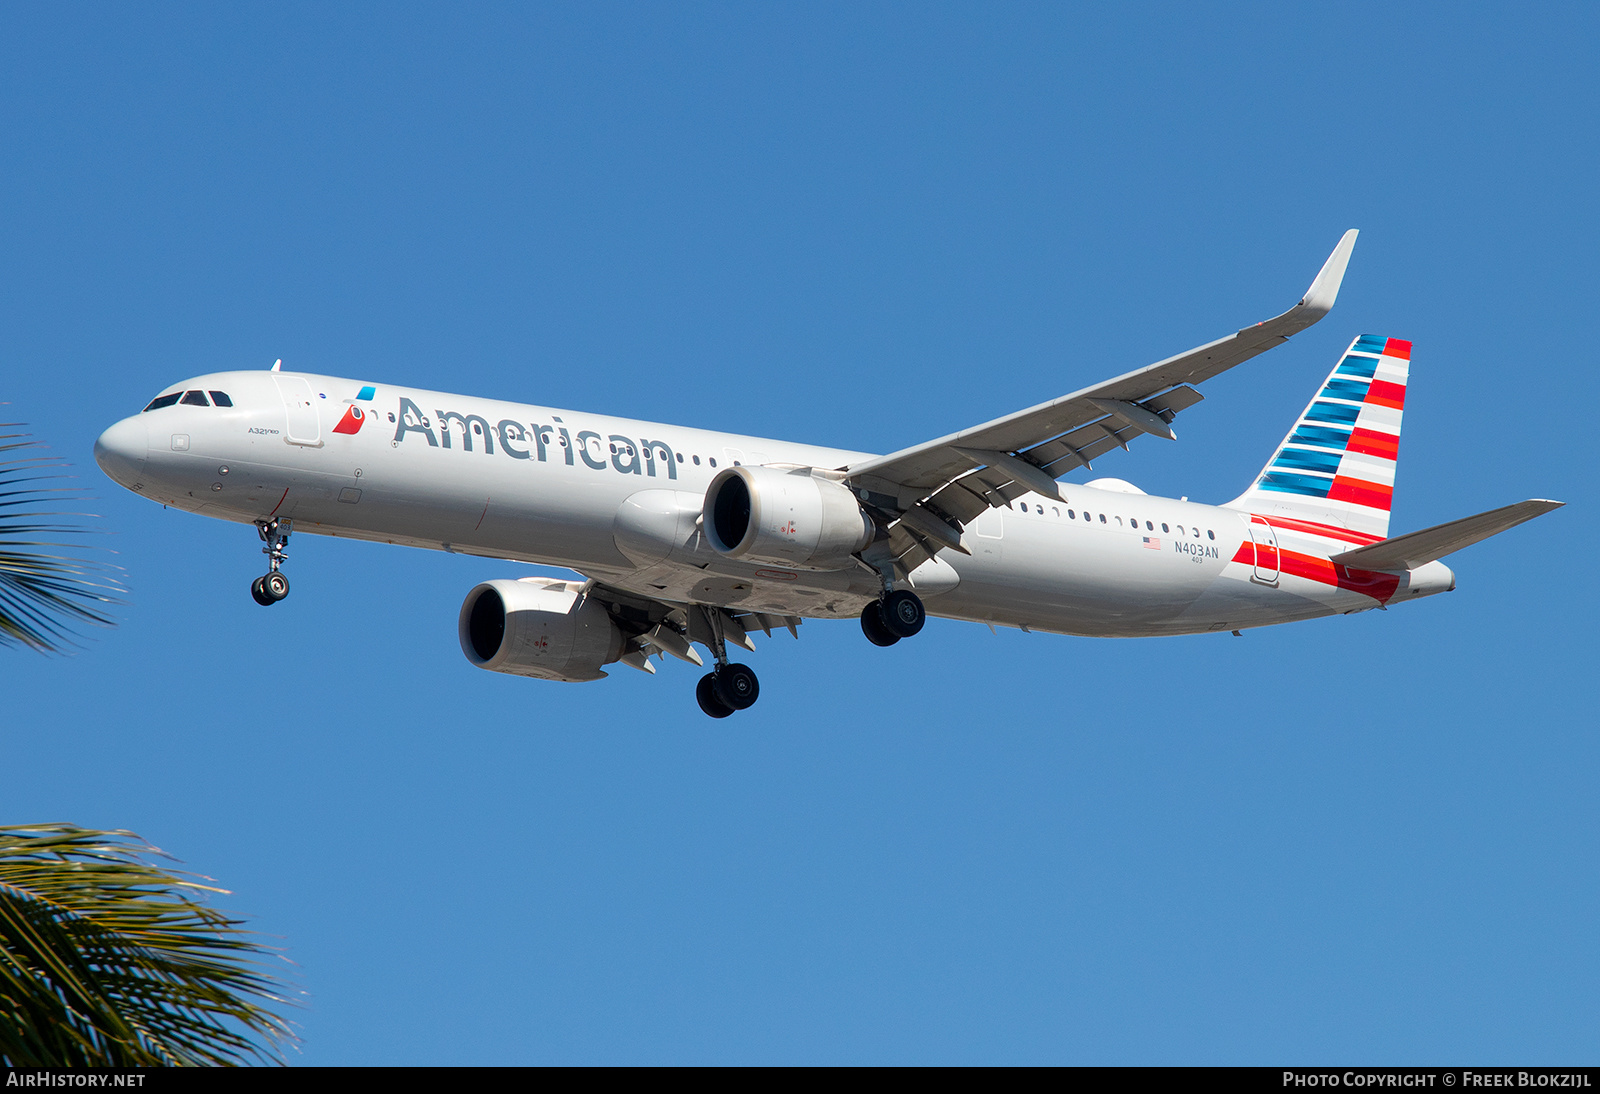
143 392 181 411
709 458 717 467
1193 527 1200 537
1207 530 1215 540
1098 514 1106 523
1067 510 1075 519
1177 525 1185 535
1162 523 1169 533
692 455 701 465
676 453 684 462
208 391 233 407
1146 521 1154 531
180 390 210 407
1115 516 1123 526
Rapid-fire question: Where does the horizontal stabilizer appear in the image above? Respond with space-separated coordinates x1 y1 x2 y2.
1330 499 1564 571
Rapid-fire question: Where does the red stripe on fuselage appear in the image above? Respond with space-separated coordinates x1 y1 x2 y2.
1253 514 1386 545
1230 540 1399 603
1282 547 1402 603
1346 427 1399 460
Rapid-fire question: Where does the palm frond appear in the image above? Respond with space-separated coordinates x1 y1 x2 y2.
0 425 124 653
0 824 297 1066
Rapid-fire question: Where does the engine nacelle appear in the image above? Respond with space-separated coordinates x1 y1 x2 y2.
458 577 623 683
703 465 874 570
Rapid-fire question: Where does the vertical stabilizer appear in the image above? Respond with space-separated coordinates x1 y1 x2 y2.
1227 335 1411 539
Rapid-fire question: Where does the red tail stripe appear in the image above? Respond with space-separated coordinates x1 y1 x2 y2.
1327 476 1393 510
1383 338 1412 360
1366 379 1406 409
1346 427 1399 460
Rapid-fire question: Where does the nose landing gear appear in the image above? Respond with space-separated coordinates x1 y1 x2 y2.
250 519 292 606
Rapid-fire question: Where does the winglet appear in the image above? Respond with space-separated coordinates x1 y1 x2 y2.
1299 229 1359 319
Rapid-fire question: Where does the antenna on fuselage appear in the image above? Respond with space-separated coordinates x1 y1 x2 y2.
271 359 282 372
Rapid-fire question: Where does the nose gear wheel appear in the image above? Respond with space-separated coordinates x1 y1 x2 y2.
250 519 293 606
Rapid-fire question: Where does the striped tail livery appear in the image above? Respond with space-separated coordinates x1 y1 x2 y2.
1229 334 1410 540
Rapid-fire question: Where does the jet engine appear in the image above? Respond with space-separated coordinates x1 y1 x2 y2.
458 577 623 682
703 465 874 570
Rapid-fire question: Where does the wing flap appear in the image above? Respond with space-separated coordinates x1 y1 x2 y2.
1329 499 1564 571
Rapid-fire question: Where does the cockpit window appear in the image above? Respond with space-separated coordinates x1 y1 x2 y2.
209 391 233 407
143 392 182 411
180 390 210 407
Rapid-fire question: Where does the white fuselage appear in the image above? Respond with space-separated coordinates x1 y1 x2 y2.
94 370 1453 637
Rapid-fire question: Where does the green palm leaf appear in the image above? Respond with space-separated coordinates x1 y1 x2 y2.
0 425 123 653
0 824 297 1066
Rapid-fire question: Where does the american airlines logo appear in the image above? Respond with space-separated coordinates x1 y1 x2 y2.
390 397 684 480
333 405 366 435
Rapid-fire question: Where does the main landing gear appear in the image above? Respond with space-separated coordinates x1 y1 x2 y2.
696 664 759 719
250 518 293 606
693 609 761 718
860 589 925 647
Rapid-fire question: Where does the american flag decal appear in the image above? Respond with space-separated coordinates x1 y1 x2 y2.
1143 537 1161 549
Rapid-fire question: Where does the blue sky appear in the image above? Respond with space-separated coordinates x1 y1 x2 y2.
3 2 1595 1064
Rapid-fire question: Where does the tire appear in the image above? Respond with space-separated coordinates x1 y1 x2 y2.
696 674 735 718
262 572 290 601
250 577 275 607
713 663 760 711
881 589 925 638
860 602 900 647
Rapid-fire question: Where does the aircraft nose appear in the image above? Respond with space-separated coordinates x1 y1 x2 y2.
94 416 148 487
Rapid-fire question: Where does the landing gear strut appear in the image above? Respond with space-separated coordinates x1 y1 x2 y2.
860 588 925 646
694 607 760 718
250 518 292 606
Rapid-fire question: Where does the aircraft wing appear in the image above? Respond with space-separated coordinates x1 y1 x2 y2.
843 230 1360 575
581 579 802 673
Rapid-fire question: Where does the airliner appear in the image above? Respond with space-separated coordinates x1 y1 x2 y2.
94 231 1561 717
